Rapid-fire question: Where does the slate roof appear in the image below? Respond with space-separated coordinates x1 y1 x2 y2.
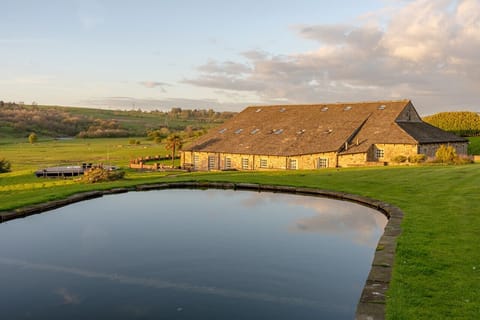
183 100 467 156
396 122 468 144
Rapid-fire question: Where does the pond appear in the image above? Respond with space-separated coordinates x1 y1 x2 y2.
0 189 387 319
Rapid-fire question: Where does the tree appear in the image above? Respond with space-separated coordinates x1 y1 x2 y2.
28 132 38 144
435 145 457 163
164 134 183 168
0 158 11 173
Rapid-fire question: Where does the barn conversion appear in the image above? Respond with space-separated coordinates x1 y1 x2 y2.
181 100 468 170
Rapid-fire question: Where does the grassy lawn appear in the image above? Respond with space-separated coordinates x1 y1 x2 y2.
1 138 479 319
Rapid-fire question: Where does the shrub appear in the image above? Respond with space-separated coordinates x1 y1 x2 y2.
28 132 38 144
81 167 125 183
408 154 426 163
392 155 408 163
435 145 457 163
453 155 474 165
0 158 11 173
128 139 141 145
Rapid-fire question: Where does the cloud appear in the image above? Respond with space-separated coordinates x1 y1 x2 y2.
138 81 170 92
185 0 480 114
55 288 81 305
82 96 250 112
0 257 331 309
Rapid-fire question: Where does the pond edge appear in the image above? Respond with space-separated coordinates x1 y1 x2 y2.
0 181 402 320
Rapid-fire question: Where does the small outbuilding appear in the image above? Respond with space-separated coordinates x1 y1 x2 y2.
181 100 468 170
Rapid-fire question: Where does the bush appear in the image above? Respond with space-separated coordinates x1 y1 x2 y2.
81 167 125 183
128 139 141 145
453 156 474 165
435 145 457 163
393 155 408 163
0 158 11 173
28 132 38 144
408 154 426 163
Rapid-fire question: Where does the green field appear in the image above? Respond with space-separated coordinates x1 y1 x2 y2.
1 138 480 319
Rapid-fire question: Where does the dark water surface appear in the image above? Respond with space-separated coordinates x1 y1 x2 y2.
0 189 387 319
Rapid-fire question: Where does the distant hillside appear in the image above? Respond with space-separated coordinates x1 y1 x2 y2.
0 101 236 139
422 111 480 136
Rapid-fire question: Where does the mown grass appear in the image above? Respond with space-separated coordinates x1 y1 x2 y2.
1 138 480 319
468 136 480 154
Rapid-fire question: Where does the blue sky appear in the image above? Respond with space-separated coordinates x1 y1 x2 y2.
1 0 479 115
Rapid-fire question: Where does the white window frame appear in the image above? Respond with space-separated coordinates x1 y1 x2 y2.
241 158 249 170
317 158 328 168
193 154 200 169
260 159 268 168
208 155 216 170
375 149 385 159
224 157 232 169
289 159 298 170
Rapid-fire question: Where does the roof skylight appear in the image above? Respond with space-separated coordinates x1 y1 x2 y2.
219 128 227 134
273 129 284 135
321 107 329 112
344 106 352 111
280 107 286 112
378 104 386 110
256 108 262 113
251 128 260 134
234 128 243 134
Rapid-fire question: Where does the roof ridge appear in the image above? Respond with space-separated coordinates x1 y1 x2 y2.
246 99 411 108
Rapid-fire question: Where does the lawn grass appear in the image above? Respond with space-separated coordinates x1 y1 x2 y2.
468 136 480 154
1 138 479 319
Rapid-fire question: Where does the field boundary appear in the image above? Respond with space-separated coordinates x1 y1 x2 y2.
0 181 403 319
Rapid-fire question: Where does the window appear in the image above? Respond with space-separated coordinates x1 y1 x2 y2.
256 108 262 113
242 158 249 170
376 149 385 159
321 107 328 112
280 107 286 112
273 129 284 135
378 104 386 110
208 156 216 170
224 157 232 169
344 106 352 111
193 154 200 169
260 159 268 168
289 159 297 170
251 128 260 134
218 128 227 134
234 128 243 134
317 158 328 168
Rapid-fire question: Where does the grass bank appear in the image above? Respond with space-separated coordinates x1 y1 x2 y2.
1 138 479 319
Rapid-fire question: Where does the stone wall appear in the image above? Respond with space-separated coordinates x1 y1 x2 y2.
338 153 368 167
373 144 418 163
181 151 338 170
418 142 468 158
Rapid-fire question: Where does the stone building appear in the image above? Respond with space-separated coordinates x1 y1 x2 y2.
181 100 468 170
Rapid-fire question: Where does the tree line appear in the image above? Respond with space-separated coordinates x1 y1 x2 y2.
0 101 235 138
423 111 480 136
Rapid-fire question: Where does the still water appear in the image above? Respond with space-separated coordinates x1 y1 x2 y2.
0 189 387 319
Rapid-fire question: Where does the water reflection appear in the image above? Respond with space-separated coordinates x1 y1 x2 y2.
239 191 386 246
0 189 387 320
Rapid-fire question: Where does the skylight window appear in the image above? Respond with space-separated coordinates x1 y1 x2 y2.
344 106 352 111
273 129 284 135
256 108 262 113
251 128 260 134
219 128 227 134
280 107 286 112
378 104 386 110
297 129 306 134
321 107 329 112
234 129 243 134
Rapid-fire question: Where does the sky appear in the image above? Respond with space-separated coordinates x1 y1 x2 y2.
1 0 479 115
